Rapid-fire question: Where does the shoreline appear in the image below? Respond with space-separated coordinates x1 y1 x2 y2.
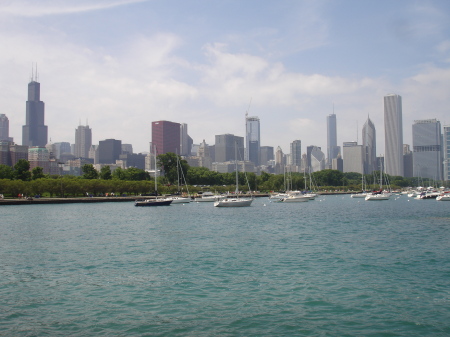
0 192 355 205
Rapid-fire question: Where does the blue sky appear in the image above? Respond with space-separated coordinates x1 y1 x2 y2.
0 0 449 155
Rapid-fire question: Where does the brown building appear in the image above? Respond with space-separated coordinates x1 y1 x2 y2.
152 120 180 155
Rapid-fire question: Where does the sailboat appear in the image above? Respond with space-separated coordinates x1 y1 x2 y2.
214 142 253 207
167 154 191 204
135 146 172 206
365 163 390 201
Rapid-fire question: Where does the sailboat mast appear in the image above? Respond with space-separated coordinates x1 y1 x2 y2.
235 141 239 195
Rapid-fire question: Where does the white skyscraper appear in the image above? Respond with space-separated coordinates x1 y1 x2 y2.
384 94 404 176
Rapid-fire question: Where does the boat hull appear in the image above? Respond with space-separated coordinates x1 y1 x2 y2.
214 198 253 207
134 199 173 206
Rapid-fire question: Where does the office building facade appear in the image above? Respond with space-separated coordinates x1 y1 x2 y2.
362 116 376 174
215 134 244 162
98 139 122 164
0 114 13 142
412 119 443 181
152 120 181 155
343 141 364 174
444 125 450 182
245 116 260 166
327 113 340 168
22 76 48 147
290 140 302 167
384 94 404 176
74 125 92 158
260 146 274 166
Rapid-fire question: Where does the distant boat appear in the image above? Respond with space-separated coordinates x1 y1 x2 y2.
280 192 309 203
135 145 172 207
214 141 253 207
436 193 450 201
195 191 224 202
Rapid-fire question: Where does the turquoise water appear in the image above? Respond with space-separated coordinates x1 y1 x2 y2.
1 196 449 336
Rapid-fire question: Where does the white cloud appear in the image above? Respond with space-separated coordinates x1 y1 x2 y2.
0 0 148 17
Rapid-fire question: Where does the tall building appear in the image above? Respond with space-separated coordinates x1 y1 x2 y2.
275 146 284 174
0 114 13 142
245 116 260 166
310 146 326 173
290 140 302 167
403 144 413 178
384 94 404 176
412 119 442 181
362 116 376 174
22 73 48 147
180 123 192 156
343 141 364 174
327 113 340 168
215 134 244 162
74 125 92 159
443 125 450 182
152 120 181 155
98 139 122 164
260 146 274 166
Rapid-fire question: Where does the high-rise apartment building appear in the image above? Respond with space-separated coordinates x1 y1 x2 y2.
412 119 443 181
152 120 181 155
327 113 340 168
245 116 260 166
290 140 302 167
384 94 404 176
22 74 48 147
362 116 376 174
215 134 244 162
0 114 13 142
74 125 92 158
444 125 450 182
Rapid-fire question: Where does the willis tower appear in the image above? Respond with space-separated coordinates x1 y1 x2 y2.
22 68 48 147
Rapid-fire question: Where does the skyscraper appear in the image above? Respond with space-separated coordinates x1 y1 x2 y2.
290 140 302 167
260 146 274 166
215 134 244 162
444 125 450 182
384 94 404 176
412 119 443 181
0 114 13 142
98 139 122 164
343 141 364 174
180 123 191 156
22 73 48 147
74 124 92 158
245 116 260 166
327 113 340 168
362 116 376 174
152 120 181 155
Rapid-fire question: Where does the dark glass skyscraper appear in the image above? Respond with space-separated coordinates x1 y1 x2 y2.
22 75 48 147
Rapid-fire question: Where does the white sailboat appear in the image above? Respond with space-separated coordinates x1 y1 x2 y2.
167 154 191 204
135 146 172 206
365 165 390 201
214 142 253 207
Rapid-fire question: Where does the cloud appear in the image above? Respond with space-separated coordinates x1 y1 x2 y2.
0 0 147 17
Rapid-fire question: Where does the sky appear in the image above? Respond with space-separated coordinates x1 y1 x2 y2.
0 0 449 155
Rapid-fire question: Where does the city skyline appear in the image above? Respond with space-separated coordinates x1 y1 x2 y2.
1 1 450 154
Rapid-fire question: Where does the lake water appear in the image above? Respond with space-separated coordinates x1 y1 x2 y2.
1 195 449 336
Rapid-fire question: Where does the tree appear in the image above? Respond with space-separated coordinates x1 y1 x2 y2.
0 165 13 179
14 159 31 181
31 167 45 180
82 164 98 179
99 165 112 180
157 152 188 185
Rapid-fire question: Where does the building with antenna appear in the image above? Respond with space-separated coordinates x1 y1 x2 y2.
74 123 92 159
22 66 48 147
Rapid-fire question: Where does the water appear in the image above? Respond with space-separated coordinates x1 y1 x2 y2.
1 196 449 336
